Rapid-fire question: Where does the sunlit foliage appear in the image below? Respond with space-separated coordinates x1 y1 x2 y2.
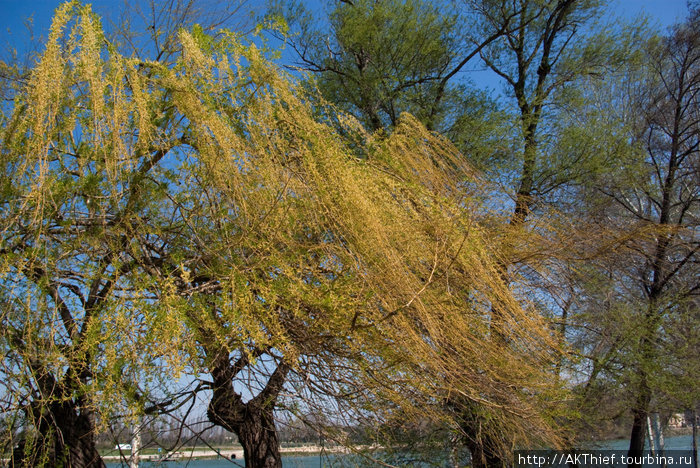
0 2 567 465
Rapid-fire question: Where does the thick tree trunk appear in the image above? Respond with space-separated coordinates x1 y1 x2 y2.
206 349 289 468
237 404 283 468
11 399 105 468
458 401 510 468
208 383 285 468
208 397 283 468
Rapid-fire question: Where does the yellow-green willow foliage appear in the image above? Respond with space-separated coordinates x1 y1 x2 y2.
0 1 565 462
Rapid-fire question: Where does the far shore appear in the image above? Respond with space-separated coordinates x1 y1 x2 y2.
102 444 378 462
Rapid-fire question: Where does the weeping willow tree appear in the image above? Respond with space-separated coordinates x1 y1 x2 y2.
1 2 566 467
0 3 196 465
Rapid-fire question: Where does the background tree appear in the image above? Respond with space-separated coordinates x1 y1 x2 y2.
275 0 513 138
564 7 700 464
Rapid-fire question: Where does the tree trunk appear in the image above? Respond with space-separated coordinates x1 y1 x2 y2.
628 301 661 468
51 400 105 468
130 418 142 468
11 399 105 468
208 384 285 468
463 435 506 468
627 380 650 468
451 396 509 468
206 349 289 468
652 413 665 457
458 105 539 468
627 409 648 467
691 409 697 468
237 404 283 468
647 416 656 456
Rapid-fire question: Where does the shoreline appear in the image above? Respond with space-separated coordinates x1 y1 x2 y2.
102 444 366 462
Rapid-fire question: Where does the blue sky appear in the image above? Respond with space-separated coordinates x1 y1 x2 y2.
0 0 693 101
609 0 689 25
0 0 692 55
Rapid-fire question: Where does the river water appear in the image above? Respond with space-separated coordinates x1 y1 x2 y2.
105 435 698 467
596 434 695 450
106 454 340 467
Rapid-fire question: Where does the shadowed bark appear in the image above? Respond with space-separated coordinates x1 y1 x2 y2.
10 397 105 468
206 348 290 468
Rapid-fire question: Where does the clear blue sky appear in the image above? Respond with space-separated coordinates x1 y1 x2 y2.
0 0 692 55
609 0 689 25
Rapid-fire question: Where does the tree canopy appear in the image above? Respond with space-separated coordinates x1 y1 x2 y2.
0 2 571 466
0 1 698 468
